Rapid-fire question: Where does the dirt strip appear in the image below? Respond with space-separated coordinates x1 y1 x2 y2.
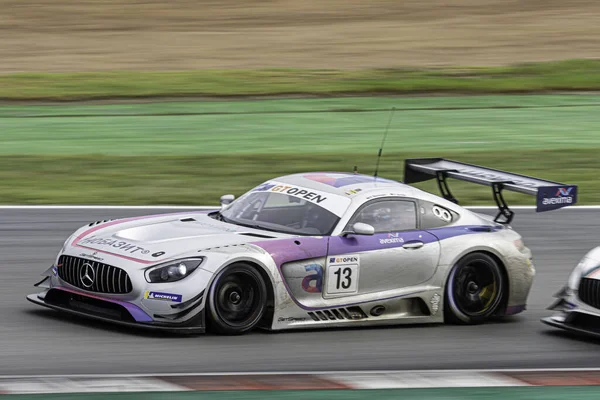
2 0 600 73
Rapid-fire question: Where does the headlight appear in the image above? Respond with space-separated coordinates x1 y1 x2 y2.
145 258 204 283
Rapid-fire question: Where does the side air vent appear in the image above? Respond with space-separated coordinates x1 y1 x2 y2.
308 306 368 322
180 218 196 222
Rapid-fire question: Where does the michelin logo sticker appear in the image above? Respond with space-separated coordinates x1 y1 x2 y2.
144 291 182 302
537 185 578 212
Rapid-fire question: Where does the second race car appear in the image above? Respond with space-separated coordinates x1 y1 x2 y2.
542 245 600 338
28 158 577 334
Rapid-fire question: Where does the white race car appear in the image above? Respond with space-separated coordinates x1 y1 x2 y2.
28 159 577 334
542 246 600 338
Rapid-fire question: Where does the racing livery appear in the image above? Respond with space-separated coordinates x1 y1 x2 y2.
27 158 577 334
542 246 600 338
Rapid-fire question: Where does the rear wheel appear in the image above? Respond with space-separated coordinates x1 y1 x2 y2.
445 252 504 324
207 263 267 334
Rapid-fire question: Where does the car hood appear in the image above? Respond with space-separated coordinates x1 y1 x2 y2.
69 212 289 264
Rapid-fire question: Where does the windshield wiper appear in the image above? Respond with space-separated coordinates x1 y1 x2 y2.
211 211 229 223
233 221 281 233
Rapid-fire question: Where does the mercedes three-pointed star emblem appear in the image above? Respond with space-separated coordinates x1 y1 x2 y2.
79 263 95 288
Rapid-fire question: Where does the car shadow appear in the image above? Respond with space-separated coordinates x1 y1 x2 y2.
540 327 600 344
260 315 523 336
25 309 202 339
25 307 524 338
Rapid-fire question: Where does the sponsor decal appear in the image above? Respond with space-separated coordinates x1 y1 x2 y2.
556 187 573 197
544 187 573 205
269 185 327 204
250 180 351 216
326 254 360 294
79 251 104 261
252 182 277 192
537 185 577 212
366 194 387 200
344 188 363 196
456 168 539 188
143 291 182 302
151 251 165 258
432 205 452 222
52 266 58 276
378 233 405 245
303 173 396 188
79 235 150 255
329 256 359 263
277 317 308 322
430 293 441 315
302 263 323 293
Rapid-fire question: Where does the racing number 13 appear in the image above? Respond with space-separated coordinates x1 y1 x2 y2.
326 263 359 295
334 267 352 290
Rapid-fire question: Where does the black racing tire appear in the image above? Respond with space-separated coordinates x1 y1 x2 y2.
207 263 268 335
444 252 505 325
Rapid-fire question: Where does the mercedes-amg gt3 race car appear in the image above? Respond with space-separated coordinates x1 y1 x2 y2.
542 246 600 338
28 159 577 334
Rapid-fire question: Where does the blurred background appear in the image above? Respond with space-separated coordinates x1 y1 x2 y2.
0 0 599 206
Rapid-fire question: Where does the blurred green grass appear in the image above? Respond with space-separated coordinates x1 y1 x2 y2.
1 94 598 205
1 95 600 155
1 59 599 101
0 150 595 205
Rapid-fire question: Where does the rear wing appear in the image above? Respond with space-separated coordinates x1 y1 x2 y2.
404 158 577 224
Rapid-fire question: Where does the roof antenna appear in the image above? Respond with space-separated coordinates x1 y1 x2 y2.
374 107 396 179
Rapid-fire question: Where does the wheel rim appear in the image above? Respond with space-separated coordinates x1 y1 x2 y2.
452 260 500 317
214 270 263 328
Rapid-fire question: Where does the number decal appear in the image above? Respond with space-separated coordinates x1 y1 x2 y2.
326 255 359 294
333 267 352 289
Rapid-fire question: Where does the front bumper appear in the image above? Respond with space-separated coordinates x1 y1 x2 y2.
541 286 600 340
27 288 205 334
541 313 600 340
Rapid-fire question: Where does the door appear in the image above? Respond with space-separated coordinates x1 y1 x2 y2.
325 198 441 298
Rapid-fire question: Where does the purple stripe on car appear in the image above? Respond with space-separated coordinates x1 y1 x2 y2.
504 304 526 315
253 225 497 311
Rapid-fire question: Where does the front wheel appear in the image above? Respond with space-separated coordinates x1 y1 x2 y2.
445 252 505 324
207 263 267 335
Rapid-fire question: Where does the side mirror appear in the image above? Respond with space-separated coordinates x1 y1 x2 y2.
220 194 235 208
343 222 375 236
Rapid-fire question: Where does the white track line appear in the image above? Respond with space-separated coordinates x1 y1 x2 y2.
0 205 214 210
0 205 598 210
2 367 600 379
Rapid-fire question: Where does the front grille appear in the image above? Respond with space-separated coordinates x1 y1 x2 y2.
57 255 132 294
578 278 600 309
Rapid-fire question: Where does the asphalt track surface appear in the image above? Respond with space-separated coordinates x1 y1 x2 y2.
3 207 600 376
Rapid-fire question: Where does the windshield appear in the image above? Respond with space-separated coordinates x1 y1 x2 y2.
219 191 341 236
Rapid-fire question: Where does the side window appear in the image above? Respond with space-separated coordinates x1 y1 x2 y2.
419 200 460 229
347 200 417 233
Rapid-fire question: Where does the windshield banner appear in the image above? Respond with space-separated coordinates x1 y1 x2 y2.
252 181 351 216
